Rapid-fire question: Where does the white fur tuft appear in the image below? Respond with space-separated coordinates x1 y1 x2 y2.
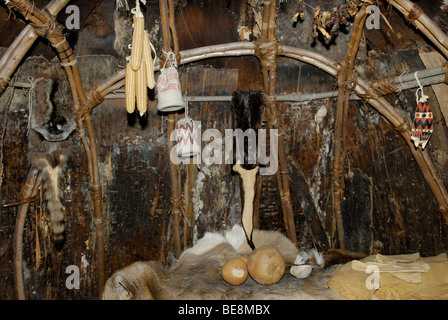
224 225 247 252
180 232 226 258
295 250 311 265
294 249 324 267
310 248 324 267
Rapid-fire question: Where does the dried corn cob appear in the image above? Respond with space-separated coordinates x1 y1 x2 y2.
142 30 155 89
125 62 136 113
136 59 147 116
130 11 145 71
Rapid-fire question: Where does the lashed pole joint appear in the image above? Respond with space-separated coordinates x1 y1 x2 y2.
257 1 297 245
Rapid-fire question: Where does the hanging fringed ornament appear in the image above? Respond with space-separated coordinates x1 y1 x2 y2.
411 71 433 150
174 102 200 158
156 51 184 112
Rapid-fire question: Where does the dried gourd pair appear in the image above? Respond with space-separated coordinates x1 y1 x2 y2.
125 7 156 116
221 246 286 286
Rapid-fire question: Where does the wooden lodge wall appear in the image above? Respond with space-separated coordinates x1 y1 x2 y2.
0 0 447 299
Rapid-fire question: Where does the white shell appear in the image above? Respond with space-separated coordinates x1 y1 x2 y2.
290 265 313 279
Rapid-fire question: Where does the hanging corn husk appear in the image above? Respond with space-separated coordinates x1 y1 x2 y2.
142 30 156 89
136 60 148 116
125 1 157 116
125 61 136 113
130 6 145 71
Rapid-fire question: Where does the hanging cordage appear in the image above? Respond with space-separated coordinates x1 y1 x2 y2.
156 51 184 112
411 71 433 150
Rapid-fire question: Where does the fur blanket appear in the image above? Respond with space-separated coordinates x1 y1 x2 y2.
103 225 341 300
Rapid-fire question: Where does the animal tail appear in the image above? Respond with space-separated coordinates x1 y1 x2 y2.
41 164 65 250
294 248 368 268
322 249 368 268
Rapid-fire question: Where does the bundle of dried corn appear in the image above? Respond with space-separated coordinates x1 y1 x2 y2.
125 1 156 116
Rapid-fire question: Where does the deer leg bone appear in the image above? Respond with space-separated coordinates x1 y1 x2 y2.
233 164 259 250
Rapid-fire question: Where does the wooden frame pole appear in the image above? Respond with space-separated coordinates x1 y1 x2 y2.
258 1 297 245
5 0 105 297
159 0 182 259
332 5 368 249
13 169 41 300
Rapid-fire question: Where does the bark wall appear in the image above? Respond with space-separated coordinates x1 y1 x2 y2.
0 0 447 299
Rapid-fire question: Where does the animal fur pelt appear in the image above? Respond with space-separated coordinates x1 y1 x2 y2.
27 78 77 250
103 225 364 300
231 91 263 168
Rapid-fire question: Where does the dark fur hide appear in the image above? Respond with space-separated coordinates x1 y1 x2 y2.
231 91 263 169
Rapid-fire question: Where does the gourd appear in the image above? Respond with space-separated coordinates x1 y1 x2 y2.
247 246 285 285
221 256 248 286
